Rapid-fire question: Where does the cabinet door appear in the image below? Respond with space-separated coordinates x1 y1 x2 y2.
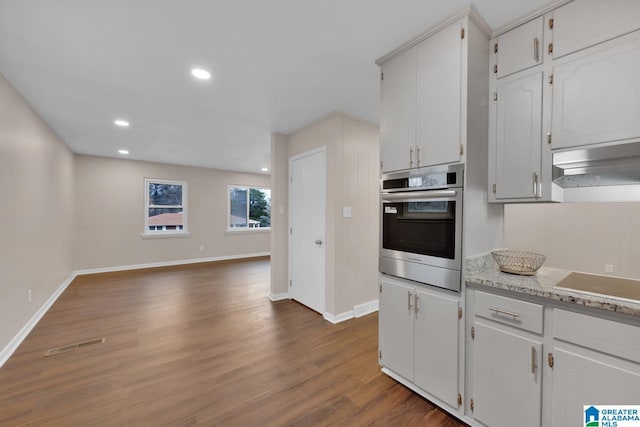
414 288 459 408
379 280 414 381
552 0 640 59
551 348 640 427
551 37 640 150
494 72 543 199
472 322 542 427
416 21 462 167
496 17 544 78
380 47 416 173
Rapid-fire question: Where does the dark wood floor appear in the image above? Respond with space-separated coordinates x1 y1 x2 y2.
0 257 466 426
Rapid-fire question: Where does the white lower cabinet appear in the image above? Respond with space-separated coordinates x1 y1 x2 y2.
469 290 543 427
414 286 460 407
551 348 640 427
551 309 640 427
379 279 414 381
471 322 542 427
467 288 640 427
379 275 460 409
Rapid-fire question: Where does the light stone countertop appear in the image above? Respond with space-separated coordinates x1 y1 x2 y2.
465 253 640 318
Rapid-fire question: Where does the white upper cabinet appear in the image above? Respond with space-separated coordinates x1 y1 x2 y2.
495 17 544 78
552 0 640 59
551 36 640 150
416 21 463 167
489 0 640 202
378 12 485 174
380 47 417 173
492 72 543 200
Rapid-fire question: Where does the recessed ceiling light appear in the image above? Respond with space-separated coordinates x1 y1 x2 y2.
114 119 130 127
191 68 211 80
118 149 129 155
261 167 269 172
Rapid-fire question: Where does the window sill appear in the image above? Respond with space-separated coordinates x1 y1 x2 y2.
140 231 191 239
225 228 270 235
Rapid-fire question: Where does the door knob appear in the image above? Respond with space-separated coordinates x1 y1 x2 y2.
315 239 323 245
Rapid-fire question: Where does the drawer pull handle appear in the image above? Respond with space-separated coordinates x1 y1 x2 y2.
531 346 537 374
489 307 520 318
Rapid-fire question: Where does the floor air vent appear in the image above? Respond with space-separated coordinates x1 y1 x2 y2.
44 337 106 357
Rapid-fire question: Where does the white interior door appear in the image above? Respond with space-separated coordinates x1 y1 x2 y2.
289 148 326 314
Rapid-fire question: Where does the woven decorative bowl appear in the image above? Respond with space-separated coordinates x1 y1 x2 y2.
491 250 546 276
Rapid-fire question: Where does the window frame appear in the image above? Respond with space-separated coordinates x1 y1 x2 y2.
142 178 189 238
227 185 271 232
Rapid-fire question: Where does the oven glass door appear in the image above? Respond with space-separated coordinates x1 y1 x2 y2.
381 190 461 269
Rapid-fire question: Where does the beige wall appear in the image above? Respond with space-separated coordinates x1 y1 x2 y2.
279 113 380 316
0 73 75 353
504 202 640 279
74 155 270 270
270 133 289 296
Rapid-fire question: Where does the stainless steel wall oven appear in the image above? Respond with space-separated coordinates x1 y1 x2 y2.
380 164 463 292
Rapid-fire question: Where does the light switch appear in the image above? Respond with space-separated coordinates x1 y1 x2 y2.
343 206 352 218
278 206 284 215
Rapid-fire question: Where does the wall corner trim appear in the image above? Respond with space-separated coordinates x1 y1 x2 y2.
324 299 380 324
268 292 290 302
0 271 77 368
323 311 354 324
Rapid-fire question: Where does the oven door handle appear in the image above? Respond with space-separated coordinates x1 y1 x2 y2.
381 189 458 203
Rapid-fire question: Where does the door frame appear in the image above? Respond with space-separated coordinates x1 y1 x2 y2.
288 146 327 313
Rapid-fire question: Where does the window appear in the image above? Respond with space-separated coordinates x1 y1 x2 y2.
144 178 187 234
228 186 271 230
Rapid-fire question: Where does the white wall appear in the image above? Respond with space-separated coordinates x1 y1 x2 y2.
274 113 380 317
0 73 75 355
74 155 270 270
504 202 640 279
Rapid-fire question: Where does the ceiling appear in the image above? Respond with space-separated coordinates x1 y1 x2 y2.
0 0 550 174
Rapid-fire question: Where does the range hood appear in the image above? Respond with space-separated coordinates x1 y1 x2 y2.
552 142 640 188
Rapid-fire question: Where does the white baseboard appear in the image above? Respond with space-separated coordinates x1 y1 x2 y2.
268 292 290 301
323 310 354 324
0 271 77 368
354 299 379 318
323 299 380 324
75 252 271 275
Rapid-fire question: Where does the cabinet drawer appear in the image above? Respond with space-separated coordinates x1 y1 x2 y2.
554 309 640 363
495 17 543 78
474 291 543 334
